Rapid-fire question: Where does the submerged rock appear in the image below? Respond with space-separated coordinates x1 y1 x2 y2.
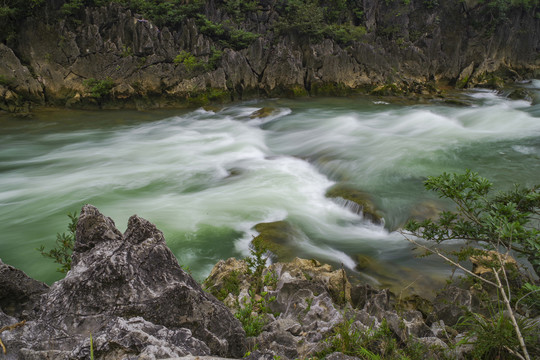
325 184 384 225
249 107 277 119
251 221 298 262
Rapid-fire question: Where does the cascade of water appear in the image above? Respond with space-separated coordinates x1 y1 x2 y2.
1 88 539 285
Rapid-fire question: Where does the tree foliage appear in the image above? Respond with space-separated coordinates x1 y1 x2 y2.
37 212 78 274
0 0 43 45
405 170 540 276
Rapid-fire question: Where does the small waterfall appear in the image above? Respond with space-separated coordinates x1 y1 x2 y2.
333 197 363 215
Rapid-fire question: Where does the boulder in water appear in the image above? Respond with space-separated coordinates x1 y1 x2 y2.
251 221 298 262
325 184 384 224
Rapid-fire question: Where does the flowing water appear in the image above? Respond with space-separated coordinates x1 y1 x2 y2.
1 82 540 294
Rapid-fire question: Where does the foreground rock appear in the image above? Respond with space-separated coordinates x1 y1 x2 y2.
1 205 536 359
205 256 459 359
0 205 246 359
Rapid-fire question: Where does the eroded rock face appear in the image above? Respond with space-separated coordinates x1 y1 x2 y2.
1 1 538 110
1 205 246 359
0 260 48 320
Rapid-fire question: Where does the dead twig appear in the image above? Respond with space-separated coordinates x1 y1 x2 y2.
0 320 27 355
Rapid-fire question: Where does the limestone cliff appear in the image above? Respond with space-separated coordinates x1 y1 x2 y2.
0 0 538 112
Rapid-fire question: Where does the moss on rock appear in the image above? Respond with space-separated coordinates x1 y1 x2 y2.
251 221 297 262
325 184 383 224
249 107 276 118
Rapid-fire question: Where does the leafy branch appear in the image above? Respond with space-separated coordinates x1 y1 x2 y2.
37 212 78 274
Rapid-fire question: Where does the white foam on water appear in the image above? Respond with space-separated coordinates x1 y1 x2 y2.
2 93 540 283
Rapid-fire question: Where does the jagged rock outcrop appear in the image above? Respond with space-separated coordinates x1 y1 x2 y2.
204 256 458 359
0 260 48 320
0 0 538 112
0 205 246 359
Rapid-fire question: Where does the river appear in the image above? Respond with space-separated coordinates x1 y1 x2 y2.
1 83 539 294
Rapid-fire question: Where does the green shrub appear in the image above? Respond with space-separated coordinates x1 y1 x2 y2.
403 170 539 359
223 0 258 21
83 77 115 98
317 318 431 358
37 212 78 274
207 47 223 70
325 23 366 45
0 75 15 88
174 50 204 73
276 0 326 39
235 289 275 337
405 170 540 275
458 309 539 359
0 0 44 44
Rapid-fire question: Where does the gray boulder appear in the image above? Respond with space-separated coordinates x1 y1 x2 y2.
0 259 48 320
1 205 246 359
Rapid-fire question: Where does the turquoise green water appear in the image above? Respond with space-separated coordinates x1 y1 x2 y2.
1 84 540 288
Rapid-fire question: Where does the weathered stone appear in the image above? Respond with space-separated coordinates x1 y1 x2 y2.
271 258 352 305
0 259 48 320
2 1 538 111
1 205 246 359
70 317 211 359
203 257 250 301
430 286 474 326
384 310 433 343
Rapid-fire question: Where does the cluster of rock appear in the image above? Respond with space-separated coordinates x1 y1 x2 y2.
1 0 539 112
0 205 245 359
1 204 520 359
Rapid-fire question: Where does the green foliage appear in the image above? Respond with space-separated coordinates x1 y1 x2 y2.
227 28 260 50
276 0 326 39
404 170 539 359
212 270 241 301
61 0 85 17
195 15 259 50
235 289 276 337
516 282 540 316
223 0 258 21
457 309 539 359
37 212 78 274
0 75 15 88
121 44 133 57
325 23 367 45
476 0 539 24
125 0 204 28
318 318 433 359
83 77 116 98
245 243 269 293
405 170 540 276
0 0 44 45
208 47 223 70
174 50 204 72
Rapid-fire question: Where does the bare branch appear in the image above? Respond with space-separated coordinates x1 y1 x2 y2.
401 232 498 287
492 269 530 360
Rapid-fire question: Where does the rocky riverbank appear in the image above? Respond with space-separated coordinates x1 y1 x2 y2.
1 205 536 359
0 0 539 113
